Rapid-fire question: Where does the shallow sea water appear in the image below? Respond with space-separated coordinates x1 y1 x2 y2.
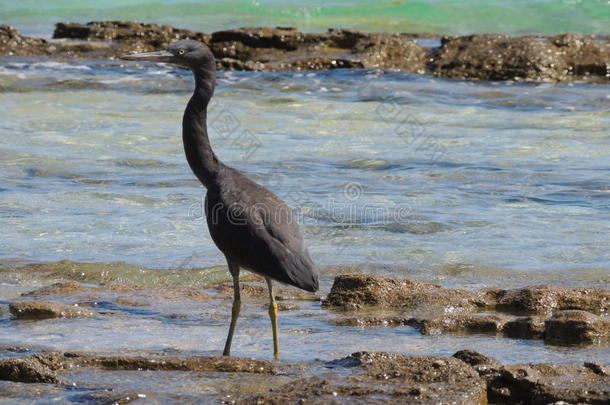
1 59 609 274
0 57 609 402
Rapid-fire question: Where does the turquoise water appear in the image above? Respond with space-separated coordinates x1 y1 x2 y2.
2 0 610 37
1 60 609 279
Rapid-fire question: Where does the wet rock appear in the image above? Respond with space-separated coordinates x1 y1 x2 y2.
502 316 546 339
408 313 510 335
9 300 94 319
0 357 61 384
354 33 427 73
551 33 610 78
241 351 486 404
323 274 490 312
544 310 610 344
487 362 610 404
433 33 610 82
0 25 114 58
584 362 610 376
0 25 47 57
453 349 501 368
30 352 70 372
67 353 276 374
334 313 512 337
494 285 610 315
210 27 308 51
433 34 569 82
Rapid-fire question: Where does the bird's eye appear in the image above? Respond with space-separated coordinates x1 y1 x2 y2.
178 49 185 55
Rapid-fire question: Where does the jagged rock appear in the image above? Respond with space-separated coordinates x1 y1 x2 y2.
544 310 610 344
9 300 94 319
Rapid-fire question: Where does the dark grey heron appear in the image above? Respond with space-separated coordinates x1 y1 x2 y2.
121 40 318 359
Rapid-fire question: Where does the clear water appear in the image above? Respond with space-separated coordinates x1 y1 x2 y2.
1 59 609 277
2 0 610 37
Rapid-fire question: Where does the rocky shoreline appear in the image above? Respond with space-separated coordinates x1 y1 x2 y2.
3 348 608 404
1 21 610 82
0 263 609 403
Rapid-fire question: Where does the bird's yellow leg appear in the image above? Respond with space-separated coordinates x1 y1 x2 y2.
266 278 279 360
223 262 240 356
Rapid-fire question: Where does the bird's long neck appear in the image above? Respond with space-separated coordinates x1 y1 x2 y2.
182 64 219 188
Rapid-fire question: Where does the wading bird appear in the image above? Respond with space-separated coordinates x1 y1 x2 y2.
121 41 318 359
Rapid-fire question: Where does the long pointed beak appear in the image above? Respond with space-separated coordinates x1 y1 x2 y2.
120 50 173 62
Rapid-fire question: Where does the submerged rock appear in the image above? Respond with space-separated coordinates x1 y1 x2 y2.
216 282 319 301
9 300 94 319
544 310 610 344
66 353 276 374
409 313 510 335
241 351 487 404
334 314 511 336
22 281 90 296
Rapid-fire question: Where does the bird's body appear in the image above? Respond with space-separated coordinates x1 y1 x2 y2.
121 40 318 359
205 164 317 291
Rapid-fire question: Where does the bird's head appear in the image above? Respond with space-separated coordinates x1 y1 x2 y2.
120 40 215 70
